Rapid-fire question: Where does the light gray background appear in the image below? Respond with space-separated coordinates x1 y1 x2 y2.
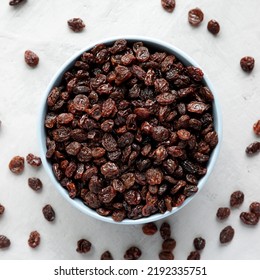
0 0 260 260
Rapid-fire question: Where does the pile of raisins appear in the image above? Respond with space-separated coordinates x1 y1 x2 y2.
44 39 218 222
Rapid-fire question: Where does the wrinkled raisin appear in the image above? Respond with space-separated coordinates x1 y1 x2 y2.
188 8 204 26
161 0 176 13
67 18 85 32
9 0 25 5
193 237 206 250
76 239 92 253
240 56 255 72
216 207 230 220
28 177 43 191
230 191 244 207
249 202 260 217
0 204 5 216
207 20 220 35
28 231 40 248
240 212 259 225
160 222 171 240
159 251 174 260
101 250 113 260
42 204 55 222
219 225 234 244
24 50 39 67
162 238 176 251
0 235 11 249
142 222 158 235
253 120 260 136
26 153 42 167
187 251 200 260
246 142 260 154
9 156 24 174
124 246 142 260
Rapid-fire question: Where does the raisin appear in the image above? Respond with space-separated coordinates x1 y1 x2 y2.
245 142 260 154
142 222 158 235
101 162 119 178
216 207 230 220
42 204 55 222
76 239 91 253
159 251 174 260
230 191 244 207
124 246 142 260
67 18 85 32
207 20 220 35
28 231 40 248
253 120 260 136
249 202 260 217
219 226 234 244
28 177 43 191
24 50 39 67
0 204 5 215
9 0 25 5
187 251 200 260
0 235 11 249
102 133 118 152
160 222 171 240
240 56 255 72
188 8 204 26
9 156 24 174
161 0 176 13
193 237 206 250
26 153 42 167
101 250 114 260
240 212 259 225
162 238 176 251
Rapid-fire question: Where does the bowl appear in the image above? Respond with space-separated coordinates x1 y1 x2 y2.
38 36 222 225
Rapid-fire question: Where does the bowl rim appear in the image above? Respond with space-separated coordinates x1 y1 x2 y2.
38 35 222 225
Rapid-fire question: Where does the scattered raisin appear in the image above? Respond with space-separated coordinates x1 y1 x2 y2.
162 238 176 251
0 204 5 215
187 251 200 260
28 177 43 191
188 8 204 26
142 222 158 235
159 251 174 260
101 250 114 260
240 212 259 225
76 239 92 253
26 153 42 167
249 202 260 217
28 231 41 248
253 120 260 136
160 222 171 240
230 191 244 207
240 56 255 72
0 235 11 249
246 142 260 154
193 237 206 250
216 207 230 220
9 156 24 174
161 0 176 13
207 20 220 35
9 0 25 5
42 204 55 222
124 246 142 260
24 50 39 67
219 225 234 244
67 18 85 32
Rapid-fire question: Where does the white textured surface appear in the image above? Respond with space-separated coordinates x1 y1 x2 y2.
0 0 260 260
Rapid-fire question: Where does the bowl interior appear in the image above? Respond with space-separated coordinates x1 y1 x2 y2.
38 36 222 225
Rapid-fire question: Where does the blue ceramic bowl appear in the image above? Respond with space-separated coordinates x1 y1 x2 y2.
38 36 222 225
